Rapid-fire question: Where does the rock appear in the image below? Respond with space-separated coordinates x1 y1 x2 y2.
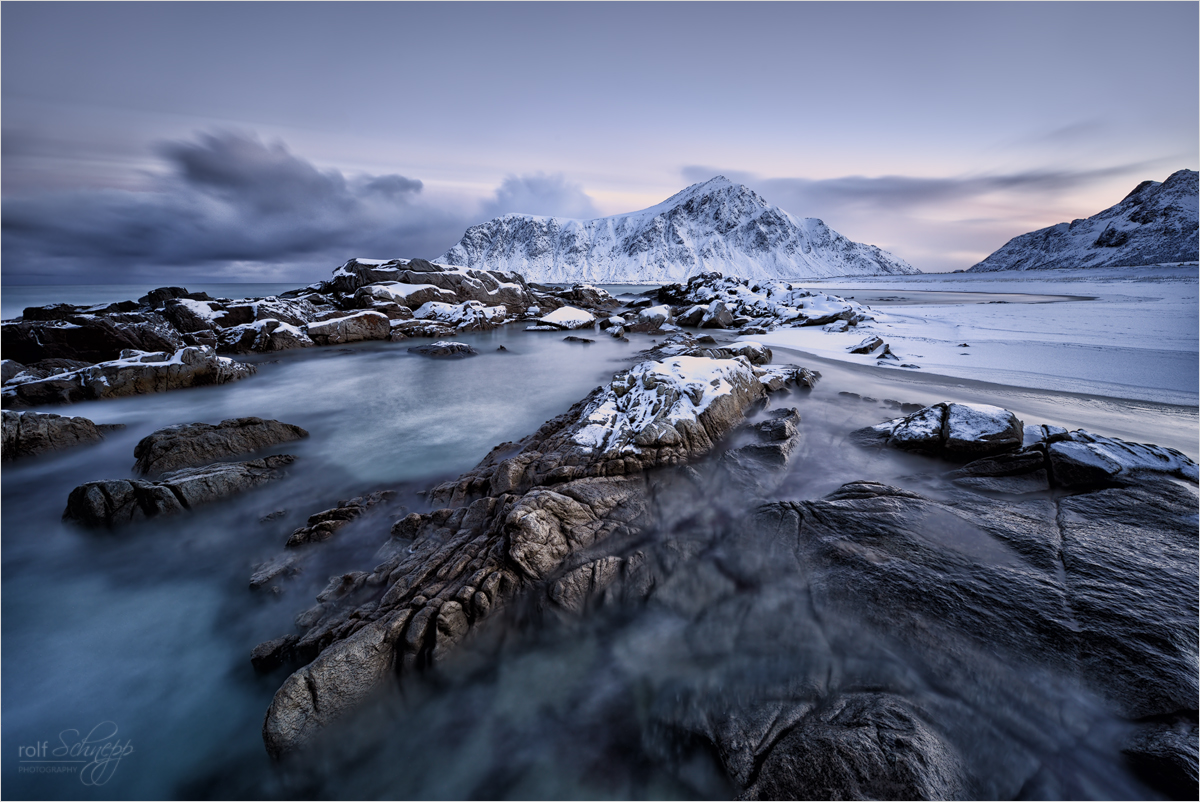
218 320 314 353
406 341 479 359
132 417 309 476
389 320 457 340
699 300 735 329
63 455 295 528
1 359 26 384
532 306 595 330
2 409 106 461
626 305 673 333
284 491 397 547
562 336 594 344
353 282 457 310
852 402 1024 459
304 311 390 345
637 473 1198 799
412 301 507 332
849 335 884 354
259 353 807 757
658 272 874 332
2 309 187 364
325 258 538 315
1 346 256 409
251 635 300 673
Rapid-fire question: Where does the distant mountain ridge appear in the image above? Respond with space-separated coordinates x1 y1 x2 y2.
437 176 919 283
968 169 1199 272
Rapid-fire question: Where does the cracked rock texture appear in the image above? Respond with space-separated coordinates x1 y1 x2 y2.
63 455 295 528
258 353 812 758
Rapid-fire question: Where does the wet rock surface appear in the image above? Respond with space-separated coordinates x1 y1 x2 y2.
407 341 479 359
257 352 812 758
1 346 256 409
63 455 295 528
2 409 112 460
133 417 309 477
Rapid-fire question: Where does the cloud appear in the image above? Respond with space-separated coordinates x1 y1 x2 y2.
681 162 1164 214
1 131 462 285
482 172 599 220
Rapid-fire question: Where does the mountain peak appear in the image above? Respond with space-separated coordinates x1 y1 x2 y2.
968 170 1198 272
437 179 919 282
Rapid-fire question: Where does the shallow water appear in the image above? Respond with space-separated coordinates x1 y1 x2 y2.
2 323 1193 799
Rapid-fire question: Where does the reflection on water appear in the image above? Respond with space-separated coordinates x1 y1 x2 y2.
0 327 1181 799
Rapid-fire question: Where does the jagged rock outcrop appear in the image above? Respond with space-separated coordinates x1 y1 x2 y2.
656 271 874 333
2 307 187 364
63 455 295 528
1 346 256 409
132 417 308 477
257 353 815 758
438 176 919 282
968 169 1199 272
2 409 114 461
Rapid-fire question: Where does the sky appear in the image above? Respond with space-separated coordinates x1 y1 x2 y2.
2 1 1196 285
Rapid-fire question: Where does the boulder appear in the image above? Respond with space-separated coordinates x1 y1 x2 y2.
304 311 390 345
1 346 256 409
699 300 735 329
406 341 479 359
626 305 673 333
852 402 1024 459
132 417 309 476
532 306 595 331
63 455 295 528
2 409 107 461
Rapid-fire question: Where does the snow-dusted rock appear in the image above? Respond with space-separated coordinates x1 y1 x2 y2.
304 311 390 345
2 309 187 364
326 258 536 313
529 305 595 330
413 300 507 331
658 272 872 332
219 320 314 353
1 346 255 408
626 304 674 333
854 403 1023 458
439 176 919 282
354 282 458 309
1047 431 1198 488
968 169 1198 272
406 341 479 359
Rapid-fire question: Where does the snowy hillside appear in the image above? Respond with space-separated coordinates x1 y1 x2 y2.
437 176 919 283
968 169 1198 272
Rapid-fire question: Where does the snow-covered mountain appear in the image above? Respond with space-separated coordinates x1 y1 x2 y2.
967 169 1198 273
437 176 919 282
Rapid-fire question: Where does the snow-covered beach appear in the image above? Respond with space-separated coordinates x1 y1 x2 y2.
745 265 1199 409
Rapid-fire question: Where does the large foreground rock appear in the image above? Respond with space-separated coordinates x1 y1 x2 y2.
133 417 308 476
1 347 255 409
2 409 111 461
63 455 295 528
616 475 1198 799
259 353 815 757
